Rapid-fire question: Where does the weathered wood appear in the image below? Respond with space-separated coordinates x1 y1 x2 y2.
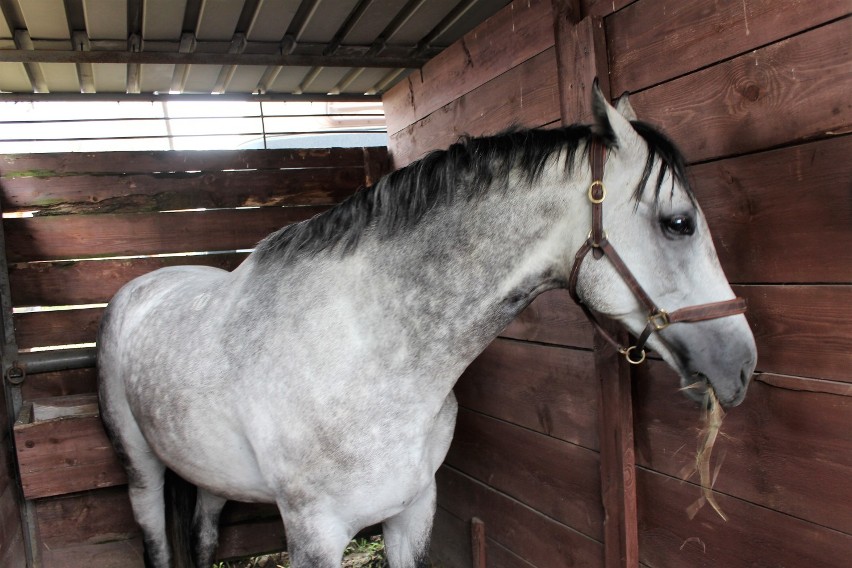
633 361 852 535
387 48 561 167
446 408 603 541
0 147 372 177
629 18 852 163
40 537 144 568
582 0 635 18
9 253 248 307
500 289 593 348
0 166 365 215
553 13 609 124
15 308 102 350
636 468 852 568
5 205 327 263
14 395 127 499
455 339 600 450
736 285 852 383
437 466 605 568
21 368 98 403
361 146 390 187
471 517 486 568
695 136 852 284
594 320 638 568
383 0 555 136
0 480 27 568
607 0 851 95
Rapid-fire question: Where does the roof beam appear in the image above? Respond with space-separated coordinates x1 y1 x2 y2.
0 48 428 68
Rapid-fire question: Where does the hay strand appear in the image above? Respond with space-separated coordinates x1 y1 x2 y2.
681 382 729 521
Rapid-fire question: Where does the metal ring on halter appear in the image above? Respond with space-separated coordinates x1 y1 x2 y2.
588 180 606 204
621 346 646 365
587 229 608 247
648 309 670 331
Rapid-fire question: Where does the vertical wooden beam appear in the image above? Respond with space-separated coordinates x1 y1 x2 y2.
552 5 639 568
471 517 487 568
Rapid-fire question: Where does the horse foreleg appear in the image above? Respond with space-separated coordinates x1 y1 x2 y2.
191 489 227 567
382 479 436 568
279 505 352 568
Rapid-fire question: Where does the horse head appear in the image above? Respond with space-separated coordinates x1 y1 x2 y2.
570 86 757 407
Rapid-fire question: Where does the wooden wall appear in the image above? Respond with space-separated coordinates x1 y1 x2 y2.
383 1 851 567
0 147 386 566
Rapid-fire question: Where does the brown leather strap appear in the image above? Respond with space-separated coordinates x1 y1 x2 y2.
668 298 747 323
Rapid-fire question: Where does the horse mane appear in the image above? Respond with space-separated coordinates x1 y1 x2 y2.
254 122 691 264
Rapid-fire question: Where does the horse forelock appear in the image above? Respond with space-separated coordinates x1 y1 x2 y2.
253 121 687 264
630 120 695 210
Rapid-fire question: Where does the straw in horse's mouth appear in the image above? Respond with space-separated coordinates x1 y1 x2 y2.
680 377 728 521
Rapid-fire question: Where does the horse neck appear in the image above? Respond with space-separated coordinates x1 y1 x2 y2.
353 165 589 379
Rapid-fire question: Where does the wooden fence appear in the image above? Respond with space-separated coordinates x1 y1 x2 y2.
0 146 386 566
383 0 851 566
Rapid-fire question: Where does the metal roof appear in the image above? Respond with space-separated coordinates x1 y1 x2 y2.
0 0 511 101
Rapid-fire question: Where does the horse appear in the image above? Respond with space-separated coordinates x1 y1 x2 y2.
98 85 757 568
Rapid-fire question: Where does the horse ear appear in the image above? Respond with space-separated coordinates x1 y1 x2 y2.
615 92 638 121
591 80 642 152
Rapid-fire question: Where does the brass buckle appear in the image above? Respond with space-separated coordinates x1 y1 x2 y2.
588 180 606 204
621 346 646 365
648 310 670 331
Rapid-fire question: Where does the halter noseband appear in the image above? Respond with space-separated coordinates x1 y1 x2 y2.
567 138 747 364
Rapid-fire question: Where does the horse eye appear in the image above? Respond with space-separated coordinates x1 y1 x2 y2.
661 214 695 236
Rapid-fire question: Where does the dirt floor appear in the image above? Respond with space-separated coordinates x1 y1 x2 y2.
219 536 388 567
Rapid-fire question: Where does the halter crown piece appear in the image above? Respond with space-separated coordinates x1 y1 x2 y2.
567 138 748 364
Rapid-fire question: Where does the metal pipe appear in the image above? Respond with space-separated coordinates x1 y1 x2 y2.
15 347 97 375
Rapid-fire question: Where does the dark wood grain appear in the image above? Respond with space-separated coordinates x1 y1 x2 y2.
637 468 852 568
0 147 370 176
455 338 600 450
10 253 248 307
695 136 852 284
446 408 603 541
633 360 852 536
630 18 852 163
387 48 561 167
736 285 852 383
383 0 555 136
21 368 98 400
437 466 604 568
5 206 326 263
34 486 139 549
15 308 102 350
0 167 365 215
607 0 851 94
500 289 594 348
553 12 609 124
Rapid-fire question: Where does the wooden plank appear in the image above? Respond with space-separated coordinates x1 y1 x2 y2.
15 307 102 350
636 468 852 568
0 147 371 176
9 253 248 307
500 289 594 349
553 12 609 124
695 136 852 284
633 361 852 535
607 0 851 95
430 506 472 568
0 166 366 214
387 47 561 167
383 0 555 136
446 408 603 541
14 396 127 499
34 486 139 549
437 466 604 568
594 320 638 568
736 285 852 383
40 538 144 568
0 481 26 568
21 368 98 400
455 339 600 450
5 205 327 263
216 517 287 561
629 18 852 163
583 0 635 18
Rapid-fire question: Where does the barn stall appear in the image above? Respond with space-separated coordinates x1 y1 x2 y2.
0 1 850 567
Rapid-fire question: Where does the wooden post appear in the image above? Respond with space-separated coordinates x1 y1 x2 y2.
552 5 639 568
471 517 487 568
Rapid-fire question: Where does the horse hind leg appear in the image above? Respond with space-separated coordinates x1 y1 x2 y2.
125 451 171 567
382 480 437 568
191 488 227 567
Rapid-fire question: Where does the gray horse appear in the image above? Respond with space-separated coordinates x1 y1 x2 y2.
98 87 757 567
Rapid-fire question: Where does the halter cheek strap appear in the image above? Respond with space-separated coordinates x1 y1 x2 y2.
567 138 747 364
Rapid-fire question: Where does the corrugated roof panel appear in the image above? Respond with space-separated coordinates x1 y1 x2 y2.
300 67 349 94
0 5 13 38
92 63 127 92
268 66 312 92
18 0 70 40
40 63 81 92
246 0 301 42
183 64 221 93
297 0 360 43
225 66 266 93
340 0 408 45
196 0 246 41
83 0 128 40
0 62 32 92
142 0 188 41
387 0 457 45
140 64 175 93
340 67 392 95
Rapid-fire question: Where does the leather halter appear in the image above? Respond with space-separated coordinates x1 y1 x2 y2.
567 138 747 364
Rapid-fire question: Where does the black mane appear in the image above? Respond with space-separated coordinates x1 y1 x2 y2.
254 122 691 264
